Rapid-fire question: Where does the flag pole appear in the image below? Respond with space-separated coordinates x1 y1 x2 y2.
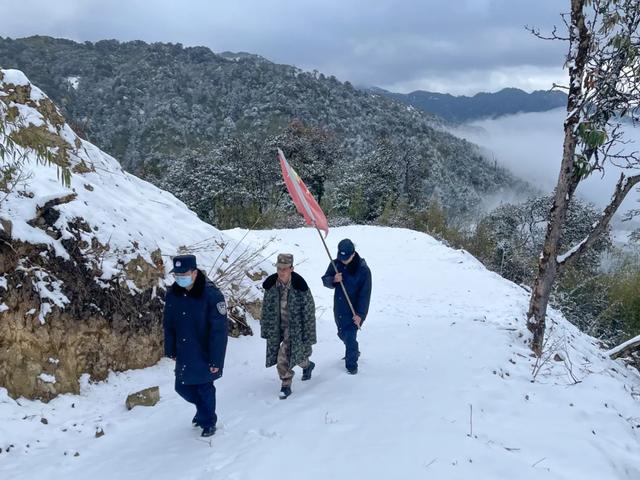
277 148 359 328
314 225 360 328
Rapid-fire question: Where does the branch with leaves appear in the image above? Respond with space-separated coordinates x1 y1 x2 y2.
1 102 73 207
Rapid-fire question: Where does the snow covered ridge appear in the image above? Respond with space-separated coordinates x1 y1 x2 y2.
0 69 266 400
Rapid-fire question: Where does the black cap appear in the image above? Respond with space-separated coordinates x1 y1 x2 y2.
171 254 197 273
337 239 355 261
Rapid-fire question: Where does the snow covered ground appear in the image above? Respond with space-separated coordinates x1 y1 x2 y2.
1 226 639 480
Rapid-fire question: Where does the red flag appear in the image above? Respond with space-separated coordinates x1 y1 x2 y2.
278 148 329 237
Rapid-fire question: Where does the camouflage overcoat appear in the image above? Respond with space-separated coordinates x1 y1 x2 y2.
260 272 317 367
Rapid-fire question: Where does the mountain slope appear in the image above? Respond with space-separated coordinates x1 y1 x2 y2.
0 69 263 399
373 87 567 123
0 36 530 222
2 226 638 479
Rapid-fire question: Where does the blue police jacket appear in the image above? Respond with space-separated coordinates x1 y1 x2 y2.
163 270 228 384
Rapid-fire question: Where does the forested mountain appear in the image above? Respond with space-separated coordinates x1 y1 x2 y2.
0 36 529 227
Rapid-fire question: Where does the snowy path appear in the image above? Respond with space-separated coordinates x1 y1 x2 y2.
1 226 639 480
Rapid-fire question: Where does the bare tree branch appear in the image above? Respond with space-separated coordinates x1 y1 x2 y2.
525 24 570 41
558 173 640 271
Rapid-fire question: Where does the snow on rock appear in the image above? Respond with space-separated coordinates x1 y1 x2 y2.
0 69 266 400
0 225 638 480
27 266 70 324
37 373 56 384
65 76 80 90
1 69 30 87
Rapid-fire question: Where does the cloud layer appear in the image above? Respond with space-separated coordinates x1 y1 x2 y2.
454 110 640 230
4 0 569 94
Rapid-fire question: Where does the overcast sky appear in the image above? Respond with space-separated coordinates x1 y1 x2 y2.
3 0 570 95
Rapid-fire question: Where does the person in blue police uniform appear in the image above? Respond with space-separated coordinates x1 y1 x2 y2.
163 254 228 437
321 239 372 375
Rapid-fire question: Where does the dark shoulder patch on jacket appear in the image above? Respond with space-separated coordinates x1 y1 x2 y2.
206 282 226 315
291 272 309 292
262 273 278 290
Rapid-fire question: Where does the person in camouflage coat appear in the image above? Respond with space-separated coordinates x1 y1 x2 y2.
260 253 317 399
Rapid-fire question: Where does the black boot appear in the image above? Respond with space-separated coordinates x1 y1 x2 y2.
201 425 216 437
279 386 292 399
192 416 200 428
301 361 315 381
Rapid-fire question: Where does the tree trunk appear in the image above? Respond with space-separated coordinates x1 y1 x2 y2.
526 128 578 354
527 0 589 355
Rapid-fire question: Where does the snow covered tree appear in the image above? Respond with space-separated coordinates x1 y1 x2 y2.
160 134 283 228
352 136 401 221
273 121 341 205
476 196 610 285
397 139 423 206
527 0 640 355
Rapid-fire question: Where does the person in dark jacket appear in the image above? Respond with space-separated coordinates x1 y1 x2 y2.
261 253 317 399
322 239 372 374
163 254 228 437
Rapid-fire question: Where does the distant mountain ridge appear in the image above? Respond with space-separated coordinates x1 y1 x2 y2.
370 87 567 123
